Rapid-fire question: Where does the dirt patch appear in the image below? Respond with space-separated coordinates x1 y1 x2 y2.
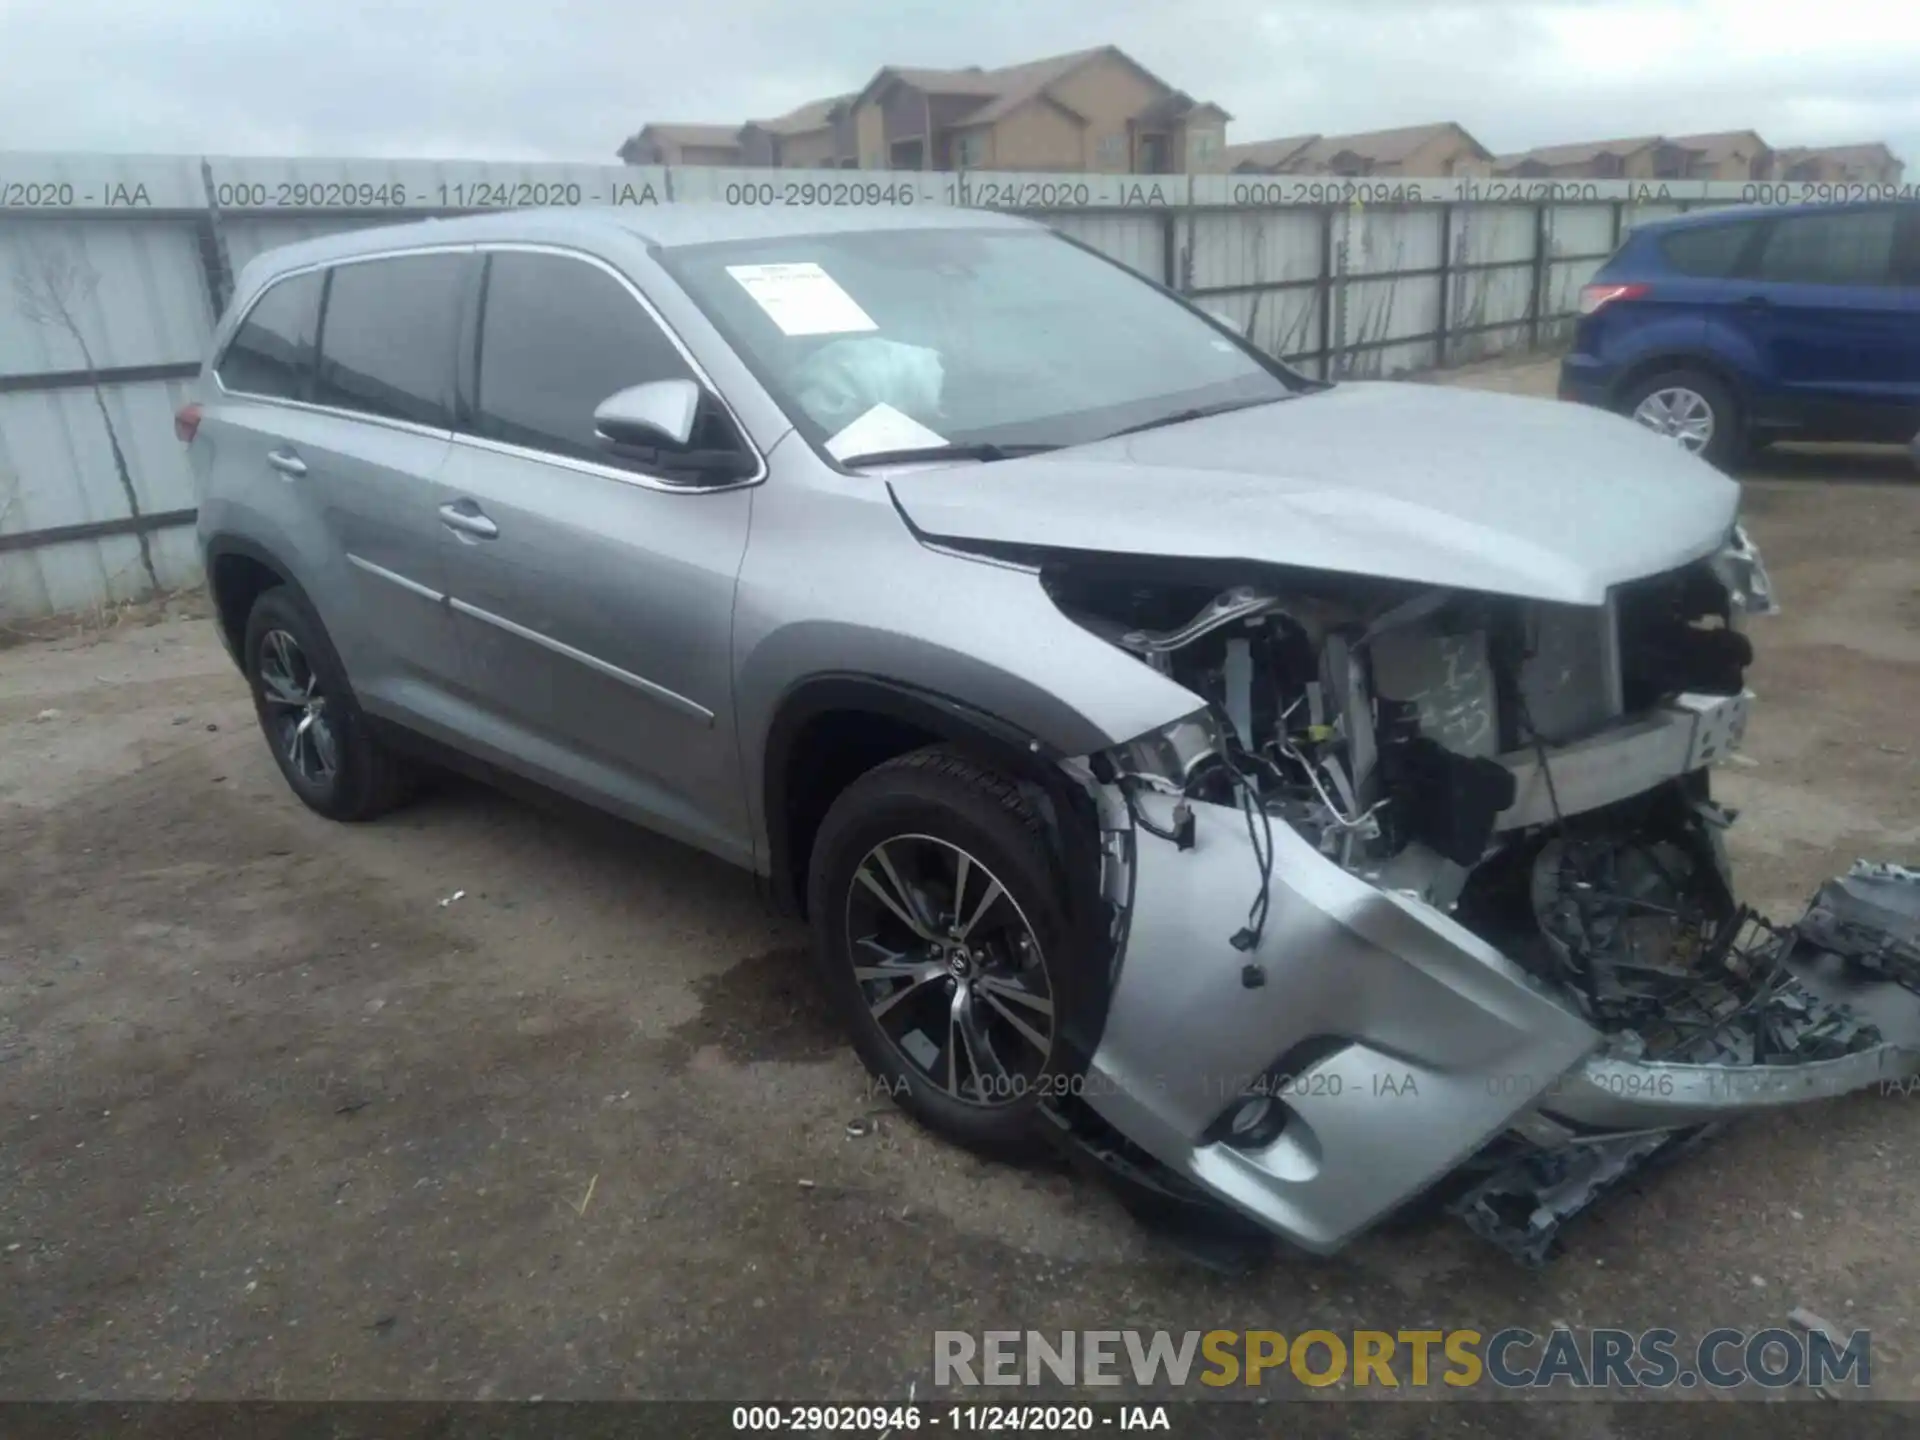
0 588 213 653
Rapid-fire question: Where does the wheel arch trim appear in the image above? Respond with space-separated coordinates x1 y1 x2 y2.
202 532 322 669
1609 350 1748 414
761 672 1070 916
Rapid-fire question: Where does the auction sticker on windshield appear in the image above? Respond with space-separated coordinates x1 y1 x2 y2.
726 262 877 337
825 403 948 461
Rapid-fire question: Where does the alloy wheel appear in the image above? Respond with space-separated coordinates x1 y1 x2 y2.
843 834 1055 1107
1631 386 1715 453
256 628 339 787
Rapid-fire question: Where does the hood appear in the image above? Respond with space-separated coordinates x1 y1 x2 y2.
887 382 1742 605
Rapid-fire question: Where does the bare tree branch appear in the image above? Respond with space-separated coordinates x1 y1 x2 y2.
11 241 160 595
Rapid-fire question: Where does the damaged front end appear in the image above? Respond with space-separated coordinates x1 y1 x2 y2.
1042 529 1920 1262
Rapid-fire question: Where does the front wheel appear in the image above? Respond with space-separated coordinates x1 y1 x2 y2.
807 748 1093 1159
1621 369 1744 470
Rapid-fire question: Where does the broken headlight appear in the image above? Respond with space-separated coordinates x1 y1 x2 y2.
1709 522 1778 617
1100 709 1226 793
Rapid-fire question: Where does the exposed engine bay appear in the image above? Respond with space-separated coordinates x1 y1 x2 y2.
1054 545 1766 986
1035 533 1920 1262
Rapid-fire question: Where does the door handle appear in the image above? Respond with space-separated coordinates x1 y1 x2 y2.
1740 294 1772 308
266 449 307 477
438 501 499 540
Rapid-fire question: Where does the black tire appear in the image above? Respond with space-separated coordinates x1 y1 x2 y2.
242 586 415 822
1619 368 1745 471
807 747 1095 1160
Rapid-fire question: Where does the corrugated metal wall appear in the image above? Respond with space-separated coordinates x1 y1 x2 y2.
0 201 214 614
1 153 1803 618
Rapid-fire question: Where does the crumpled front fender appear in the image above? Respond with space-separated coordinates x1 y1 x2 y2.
1083 795 1920 1256
1082 794 1599 1254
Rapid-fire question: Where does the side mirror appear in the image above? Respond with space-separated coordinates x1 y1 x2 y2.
594 379 702 451
592 379 756 484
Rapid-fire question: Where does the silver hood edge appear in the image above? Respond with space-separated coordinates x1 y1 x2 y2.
887 382 1743 605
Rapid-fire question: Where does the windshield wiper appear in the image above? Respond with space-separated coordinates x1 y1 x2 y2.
1100 396 1288 441
838 442 1059 469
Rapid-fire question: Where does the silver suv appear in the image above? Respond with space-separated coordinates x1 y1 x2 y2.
184 205 1916 1262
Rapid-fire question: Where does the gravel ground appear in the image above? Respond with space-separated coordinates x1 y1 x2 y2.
1 356 1916 1423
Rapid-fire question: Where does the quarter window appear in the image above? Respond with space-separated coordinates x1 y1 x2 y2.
1658 222 1757 278
216 271 323 400
473 251 696 463
1754 209 1898 285
313 253 466 426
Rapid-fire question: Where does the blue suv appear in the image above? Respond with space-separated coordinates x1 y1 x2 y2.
1560 201 1920 468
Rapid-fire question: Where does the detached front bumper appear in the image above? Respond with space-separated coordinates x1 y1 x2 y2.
1083 795 1920 1256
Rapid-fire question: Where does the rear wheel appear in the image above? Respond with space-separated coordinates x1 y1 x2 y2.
807 748 1092 1159
243 587 415 821
1621 368 1743 470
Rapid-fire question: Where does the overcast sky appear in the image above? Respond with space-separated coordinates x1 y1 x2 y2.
3 0 1915 165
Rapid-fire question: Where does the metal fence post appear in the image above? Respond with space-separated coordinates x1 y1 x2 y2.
1335 204 1354 378
1168 173 1196 294
1315 207 1334 381
1434 203 1454 369
1528 203 1548 351
196 158 235 318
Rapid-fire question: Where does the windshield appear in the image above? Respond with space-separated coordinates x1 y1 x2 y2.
659 228 1301 463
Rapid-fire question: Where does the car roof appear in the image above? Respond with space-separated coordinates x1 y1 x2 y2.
238 203 1045 281
1635 198 1919 234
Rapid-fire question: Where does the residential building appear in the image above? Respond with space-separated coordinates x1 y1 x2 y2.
1668 130 1772 181
1222 134 1319 174
1225 123 1491 177
739 95 859 169
1492 136 1697 180
1494 131 1905 183
844 46 1232 172
1301 122 1492 177
1772 143 1905 184
618 45 1230 172
615 123 743 167
617 98 860 170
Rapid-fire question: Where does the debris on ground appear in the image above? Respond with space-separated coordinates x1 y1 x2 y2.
1797 862 1920 994
1452 859 1920 1265
438 890 466 907
1788 1306 1857 1401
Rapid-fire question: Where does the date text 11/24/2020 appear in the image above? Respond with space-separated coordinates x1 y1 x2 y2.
12 171 1920 214
730 1405 1172 1432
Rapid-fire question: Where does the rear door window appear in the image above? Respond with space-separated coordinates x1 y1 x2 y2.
313 252 467 427
470 250 695 463
1753 208 1899 286
217 270 323 400
1895 210 1920 284
1657 221 1759 278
